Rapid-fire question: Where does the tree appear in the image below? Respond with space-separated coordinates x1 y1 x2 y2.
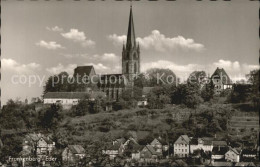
246 69 260 109
73 99 90 116
147 85 172 109
171 83 202 108
40 104 62 130
43 72 70 94
145 68 178 86
187 71 207 85
201 80 215 102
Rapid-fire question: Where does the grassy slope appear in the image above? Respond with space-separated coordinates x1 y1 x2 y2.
57 101 241 146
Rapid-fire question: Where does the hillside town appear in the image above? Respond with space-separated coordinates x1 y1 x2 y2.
3 132 258 166
1 1 259 167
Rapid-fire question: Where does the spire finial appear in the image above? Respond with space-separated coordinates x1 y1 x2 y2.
130 0 132 8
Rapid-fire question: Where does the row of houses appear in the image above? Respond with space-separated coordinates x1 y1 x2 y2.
173 135 258 163
102 137 169 162
17 133 258 166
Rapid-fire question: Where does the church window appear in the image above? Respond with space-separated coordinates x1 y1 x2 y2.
134 63 137 73
126 62 129 73
134 52 137 59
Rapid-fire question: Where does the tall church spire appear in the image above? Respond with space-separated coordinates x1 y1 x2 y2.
126 5 136 49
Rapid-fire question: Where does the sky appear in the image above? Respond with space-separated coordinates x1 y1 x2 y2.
2 0 259 105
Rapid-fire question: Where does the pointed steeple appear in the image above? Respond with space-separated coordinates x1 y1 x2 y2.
126 5 136 49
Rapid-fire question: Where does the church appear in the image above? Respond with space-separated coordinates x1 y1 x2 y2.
74 5 141 100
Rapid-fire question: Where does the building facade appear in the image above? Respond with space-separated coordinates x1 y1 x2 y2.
211 67 232 94
174 135 191 157
98 5 141 100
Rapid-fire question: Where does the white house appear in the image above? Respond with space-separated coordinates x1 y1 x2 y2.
211 67 232 94
43 91 106 106
225 147 241 162
190 138 213 154
62 145 86 165
211 146 228 160
174 135 191 158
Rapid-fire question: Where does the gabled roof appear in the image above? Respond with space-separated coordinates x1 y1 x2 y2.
174 135 190 145
114 138 126 145
241 148 257 155
212 140 227 147
131 144 143 153
107 143 121 151
44 91 105 99
212 146 228 155
172 160 188 167
74 66 95 77
68 145 85 154
145 145 158 155
227 147 240 155
24 133 53 144
211 67 232 84
150 138 167 146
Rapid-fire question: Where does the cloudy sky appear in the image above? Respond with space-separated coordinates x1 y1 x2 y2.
2 0 259 105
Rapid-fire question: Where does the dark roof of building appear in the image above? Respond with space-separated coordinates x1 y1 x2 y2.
172 160 188 167
212 146 228 155
24 133 53 144
235 162 256 167
210 161 233 167
44 91 105 99
190 138 198 145
114 138 126 144
74 66 95 77
212 140 227 147
241 149 257 155
106 143 122 151
211 67 232 84
228 147 240 155
68 145 85 154
145 145 158 155
126 6 136 49
131 144 143 153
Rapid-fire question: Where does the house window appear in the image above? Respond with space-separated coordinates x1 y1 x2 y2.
185 149 187 152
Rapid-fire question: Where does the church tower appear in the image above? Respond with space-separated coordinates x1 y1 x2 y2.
122 5 140 86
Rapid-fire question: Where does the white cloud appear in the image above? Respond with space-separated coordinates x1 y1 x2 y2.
61 29 95 47
211 59 259 82
108 30 205 52
141 59 259 83
46 63 77 75
60 53 89 59
95 53 118 62
46 26 63 32
85 63 109 74
107 34 127 46
2 58 41 74
141 60 202 82
213 59 240 72
36 40 65 50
